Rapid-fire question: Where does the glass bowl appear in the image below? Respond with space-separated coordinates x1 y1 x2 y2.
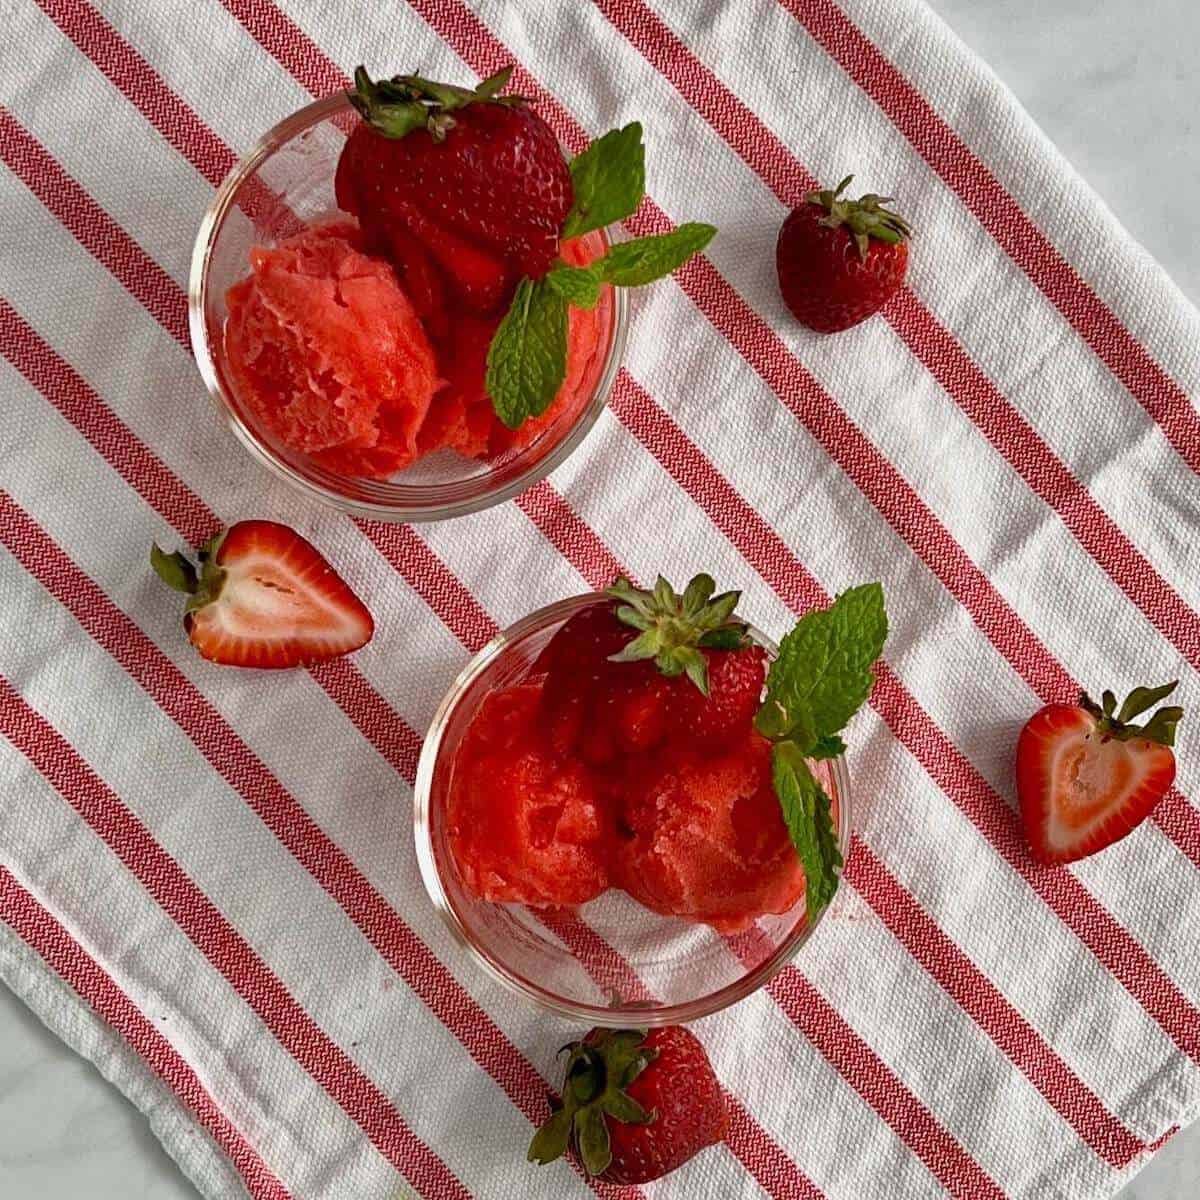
188 93 627 522
413 593 850 1025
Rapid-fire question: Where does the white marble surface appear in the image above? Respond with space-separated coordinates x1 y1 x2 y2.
1 1 1197 1198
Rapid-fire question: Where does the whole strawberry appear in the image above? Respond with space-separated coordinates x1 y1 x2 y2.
776 175 910 333
528 1026 728 1185
335 66 573 321
536 573 764 762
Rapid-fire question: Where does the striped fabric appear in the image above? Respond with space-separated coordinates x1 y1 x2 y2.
2 1 1198 1197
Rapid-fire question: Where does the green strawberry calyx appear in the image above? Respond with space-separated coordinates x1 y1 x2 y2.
604 573 751 696
806 174 911 262
150 533 230 614
1080 681 1183 747
528 1029 658 1177
349 64 524 142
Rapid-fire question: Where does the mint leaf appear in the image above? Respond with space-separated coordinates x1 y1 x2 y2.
563 122 645 239
485 276 568 429
600 223 716 287
761 583 887 746
809 733 847 760
545 263 603 309
772 740 842 922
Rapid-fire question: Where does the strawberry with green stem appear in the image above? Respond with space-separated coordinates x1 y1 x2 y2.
529 1026 728 1185
776 174 911 333
540 573 888 921
337 65 717 431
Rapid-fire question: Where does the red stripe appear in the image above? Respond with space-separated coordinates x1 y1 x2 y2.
0 299 214 547
592 0 1200 683
33 0 235 188
358 521 498 653
0 495 642 1200
0 867 293 1200
607 368 1200 1062
766 971 1006 1200
779 0 1200 477
844 838 1141 1165
0 673 468 1200
516 482 626 590
0 108 188 347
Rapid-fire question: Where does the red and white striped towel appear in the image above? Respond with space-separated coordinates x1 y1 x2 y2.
2 1 1198 1197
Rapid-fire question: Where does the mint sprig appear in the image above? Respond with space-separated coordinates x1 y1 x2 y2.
757 583 888 922
486 122 715 429
756 583 888 746
485 277 568 429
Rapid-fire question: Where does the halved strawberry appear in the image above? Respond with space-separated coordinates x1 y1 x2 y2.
1016 682 1183 864
150 520 374 668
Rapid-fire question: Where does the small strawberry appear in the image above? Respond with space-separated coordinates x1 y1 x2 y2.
535 574 760 761
150 520 373 668
776 175 910 333
535 601 637 764
677 644 767 748
335 65 573 319
529 1026 728 1185
1017 682 1183 864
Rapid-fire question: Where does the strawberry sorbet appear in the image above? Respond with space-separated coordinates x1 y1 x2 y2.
223 223 611 479
446 682 810 932
612 735 806 933
447 685 609 907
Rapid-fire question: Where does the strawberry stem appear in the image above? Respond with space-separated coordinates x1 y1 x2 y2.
1080 681 1183 747
349 64 523 142
805 174 912 262
604 573 750 695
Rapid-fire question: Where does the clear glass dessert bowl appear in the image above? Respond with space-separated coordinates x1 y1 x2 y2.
189 93 627 522
413 593 851 1026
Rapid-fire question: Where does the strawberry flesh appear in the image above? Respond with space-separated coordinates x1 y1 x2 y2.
183 520 374 669
1017 703 1176 863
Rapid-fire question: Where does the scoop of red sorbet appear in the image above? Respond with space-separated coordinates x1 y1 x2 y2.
223 225 611 478
446 685 610 907
223 222 441 478
610 733 807 933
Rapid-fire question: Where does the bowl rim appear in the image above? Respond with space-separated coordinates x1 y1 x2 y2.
413 592 852 1025
188 92 629 523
